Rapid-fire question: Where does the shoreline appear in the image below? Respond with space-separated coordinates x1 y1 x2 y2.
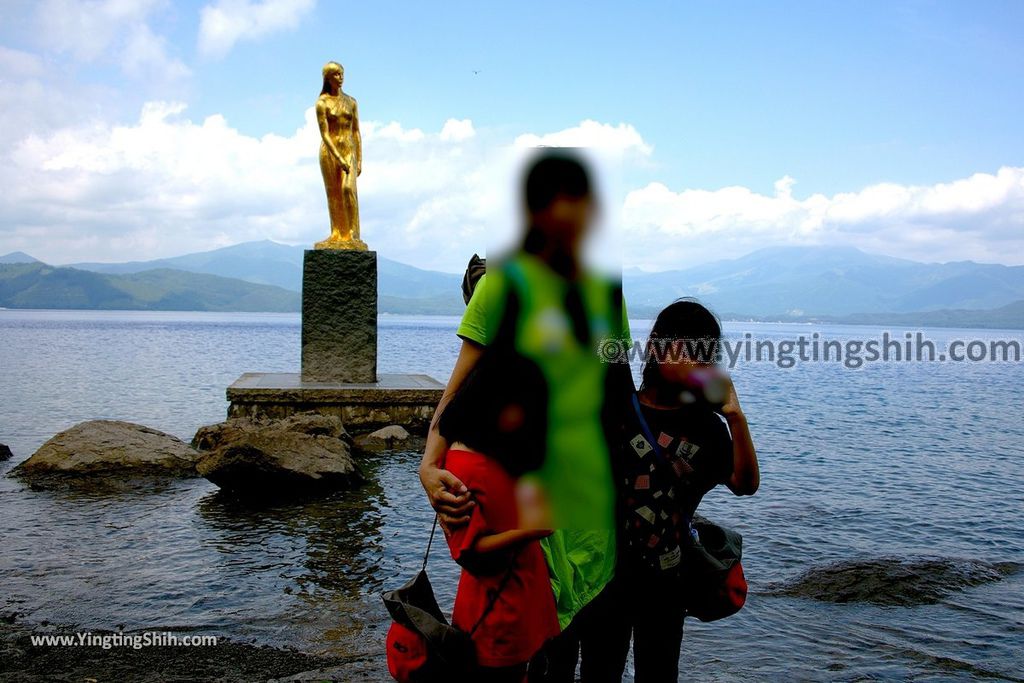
1 308 1021 332
0 614 387 683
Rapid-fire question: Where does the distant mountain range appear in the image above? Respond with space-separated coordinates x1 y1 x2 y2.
0 251 40 264
0 262 299 312
0 241 462 314
1 241 1021 328
717 299 1024 330
66 240 461 299
621 245 1024 316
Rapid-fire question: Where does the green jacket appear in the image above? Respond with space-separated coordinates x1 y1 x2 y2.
455 251 631 628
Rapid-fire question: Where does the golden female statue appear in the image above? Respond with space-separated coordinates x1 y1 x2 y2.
315 61 367 250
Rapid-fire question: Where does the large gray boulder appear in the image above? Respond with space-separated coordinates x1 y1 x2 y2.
192 413 361 497
0 443 12 461
10 420 201 479
353 424 419 453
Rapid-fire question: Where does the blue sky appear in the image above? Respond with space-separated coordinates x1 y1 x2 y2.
1 0 1022 272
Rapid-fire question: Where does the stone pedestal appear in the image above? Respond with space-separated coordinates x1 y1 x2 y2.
302 249 377 383
227 372 444 434
224 247 445 438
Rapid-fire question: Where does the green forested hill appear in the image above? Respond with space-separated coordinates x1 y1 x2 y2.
1 258 1021 327
0 263 300 312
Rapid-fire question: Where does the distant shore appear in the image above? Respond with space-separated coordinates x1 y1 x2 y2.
0 306 1021 330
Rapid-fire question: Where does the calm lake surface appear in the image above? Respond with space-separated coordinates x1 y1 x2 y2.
1 310 1023 681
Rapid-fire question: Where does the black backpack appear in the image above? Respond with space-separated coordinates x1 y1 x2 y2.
461 254 487 305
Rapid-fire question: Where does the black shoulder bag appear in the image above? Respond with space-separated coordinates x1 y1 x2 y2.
382 516 522 681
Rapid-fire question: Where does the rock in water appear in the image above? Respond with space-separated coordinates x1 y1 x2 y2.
767 557 1021 606
192 413 361 497
11 421 201 479
0 443 12 461
353 424 413 452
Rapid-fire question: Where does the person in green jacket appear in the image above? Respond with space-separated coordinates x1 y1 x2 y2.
418 150 632 680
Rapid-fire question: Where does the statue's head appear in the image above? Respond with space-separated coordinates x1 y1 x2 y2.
321 61 344 94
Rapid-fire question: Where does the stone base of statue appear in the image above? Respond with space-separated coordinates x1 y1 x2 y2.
226 372 444 434
302 249 376 383
222 245 443 437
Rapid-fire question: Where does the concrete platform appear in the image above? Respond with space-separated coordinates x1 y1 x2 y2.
227 372 444 434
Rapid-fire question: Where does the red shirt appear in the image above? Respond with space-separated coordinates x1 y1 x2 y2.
443 448 560 668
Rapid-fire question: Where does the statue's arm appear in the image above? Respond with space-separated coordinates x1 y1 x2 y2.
353 98 362 176
316 97 347 171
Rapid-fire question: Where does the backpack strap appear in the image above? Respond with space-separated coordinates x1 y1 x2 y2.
609 279 624 340
631 394 668 465
493 267 521 351
467 546 524 637
422 514 439 571
420 513 523 637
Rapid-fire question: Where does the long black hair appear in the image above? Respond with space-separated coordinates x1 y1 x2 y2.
638 298 722 395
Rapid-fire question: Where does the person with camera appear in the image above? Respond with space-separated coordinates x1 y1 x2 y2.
592 299 760 682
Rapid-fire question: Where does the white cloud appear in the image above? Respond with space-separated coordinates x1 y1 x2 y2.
0 46 45 79
439 119 475 142
4 101 319 263
36 0 162 61
1 103 1021 273
198 0 316 58
622 167 1024 269
122 23 191 81
33 0 189 82
514 119 653 157
0 101 512 269
362 121 426 143
0 110 652 271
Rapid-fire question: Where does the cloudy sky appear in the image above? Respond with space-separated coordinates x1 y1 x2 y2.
1 0 1022 272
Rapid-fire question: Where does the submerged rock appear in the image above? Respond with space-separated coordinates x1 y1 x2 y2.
0 443 12 461
353 424 416 452
768 557 1021 606
10 421 201 481
192 413 362 497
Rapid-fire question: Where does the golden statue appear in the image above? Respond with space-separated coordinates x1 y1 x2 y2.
315 61 367 250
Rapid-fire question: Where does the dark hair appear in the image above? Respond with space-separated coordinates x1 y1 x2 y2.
437 351 548 476
523 149 592 215
639 298 722 394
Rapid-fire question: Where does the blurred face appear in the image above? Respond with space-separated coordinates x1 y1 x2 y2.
651 337 716 386
657 354 702 386
533 193 593 249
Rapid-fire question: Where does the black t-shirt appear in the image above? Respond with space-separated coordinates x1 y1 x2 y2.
609 396 735 576
633 401 734 518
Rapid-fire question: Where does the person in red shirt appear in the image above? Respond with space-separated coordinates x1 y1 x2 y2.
437 343 560 681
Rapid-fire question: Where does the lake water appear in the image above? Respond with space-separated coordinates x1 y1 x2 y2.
1 310 1023 681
